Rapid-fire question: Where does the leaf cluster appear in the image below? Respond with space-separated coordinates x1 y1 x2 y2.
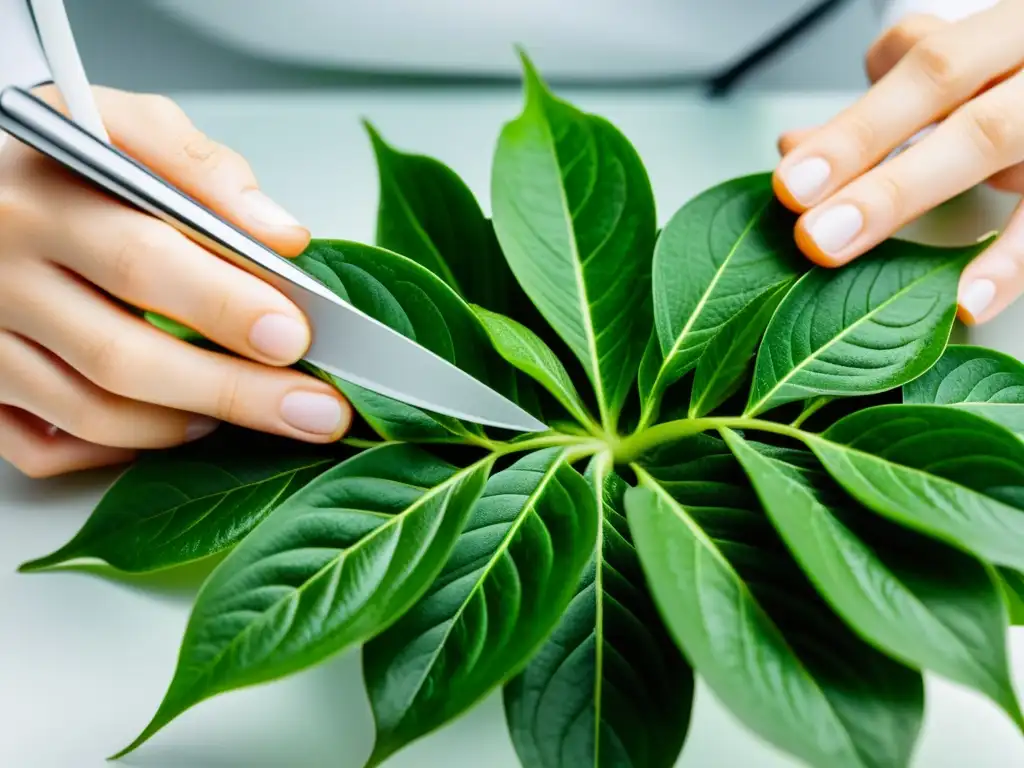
20 54 1024 768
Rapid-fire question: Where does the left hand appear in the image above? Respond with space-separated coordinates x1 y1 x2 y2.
773 2 1024 325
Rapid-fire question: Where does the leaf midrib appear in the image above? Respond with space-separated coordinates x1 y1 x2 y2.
392 451 568 731
635 468 864 765
591 455 611 768
746 259 958 415
181 455 490 704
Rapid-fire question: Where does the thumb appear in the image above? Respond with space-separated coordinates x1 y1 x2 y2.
34 85 310 257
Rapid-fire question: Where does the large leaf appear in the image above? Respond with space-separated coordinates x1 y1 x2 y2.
366 122 522 316
688 280 791 418
645 174 804 420
630 437 923 768
491 54 656 429
473 305 596 431
19 430 338 573
503 457 693 768
363 447 598 767
296 239 530 441
116 444 493 758
806 404 1024 570
725 431 1021 725
999 568 1024 626
745 239 986 416
903 344 1024 437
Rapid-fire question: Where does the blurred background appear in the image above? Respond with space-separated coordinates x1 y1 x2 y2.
64 0 880 94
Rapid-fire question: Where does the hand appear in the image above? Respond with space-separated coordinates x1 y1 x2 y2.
773 2 1024 325
0 86 352 478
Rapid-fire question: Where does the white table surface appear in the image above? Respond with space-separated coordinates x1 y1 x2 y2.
3 86 1024 768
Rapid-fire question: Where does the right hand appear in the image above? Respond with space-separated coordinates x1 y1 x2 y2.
0 86 352 478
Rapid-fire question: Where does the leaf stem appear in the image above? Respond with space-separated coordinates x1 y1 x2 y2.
791 397 833 429
616 416 809 462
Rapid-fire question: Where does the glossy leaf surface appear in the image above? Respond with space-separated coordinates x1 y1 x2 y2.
808 404 1024 569
903 344 1024 437
504 457 693 768
363 447 598 766
746 240 984 416
19 431 337 573
725 430 1021 724
630 438 923 768
117 445 492 757
491 55 656 428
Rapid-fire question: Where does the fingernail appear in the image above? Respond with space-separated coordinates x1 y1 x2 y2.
806 204 863 256
185 417 220 442
249 313 309 363
781 157 831 204
280 391 346 435
959 278 997 321
242 190 303 229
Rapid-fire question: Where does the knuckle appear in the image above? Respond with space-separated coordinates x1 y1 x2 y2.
181 131 246 176
82 334 135 395
108 222 171 298
837 115 878 163
873 174 906 222
907 37 961 92
214 368 246 423
10 445 59 479
136 93 187 126
964 105 1019 162
0 187 40 244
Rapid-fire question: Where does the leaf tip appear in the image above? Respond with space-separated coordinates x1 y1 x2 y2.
16 551 65 573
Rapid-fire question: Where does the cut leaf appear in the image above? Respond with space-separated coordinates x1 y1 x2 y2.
627 461 923 768
473 305 595 430
689 280 791 417
903 344 1024 437
807 404 1024 570
145 312 203 342
296 239 529 440
363 447 598 767
725 430 1021 725
491 54 656 429
503 456 693 768
116 445 493 758
19 431 338 573
645 174 804 420
745 239 986 416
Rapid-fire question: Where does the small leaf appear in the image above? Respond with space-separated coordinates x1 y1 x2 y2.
903 344 1024 437
645 174 804 420
807 404 1024 570
473 305 596 430
627 459 923 768
19 431 338 573
363 447 598 767
491 54 656 429
296 239 529 440
725 430 1022 726
998 568 1024 626
689 280 791 417
116 445 493 758
145 312 203 342
745 239 986 416
503 456 693 768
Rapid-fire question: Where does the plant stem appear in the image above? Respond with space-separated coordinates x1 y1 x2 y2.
791 397 832 428
492 433 599 457
615 416 809 462
340 437 389 450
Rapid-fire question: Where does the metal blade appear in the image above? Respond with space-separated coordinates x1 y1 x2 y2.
301 291 548 434
0 0 52 90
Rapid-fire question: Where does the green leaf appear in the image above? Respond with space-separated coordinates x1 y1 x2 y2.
363 447 598 767
903 344 1024 437
724 430 1022 726
366 122 522 315
145 312 203 342
998 568 1024 626
688 280 791 418
630 439 923 768
19 431 338 573
473 305 596 431
806 404 1024 570
116 444 493 758
745 239 986 416
645 174 804 421
503 456 693 768
491 54 656 430
296 239 529 441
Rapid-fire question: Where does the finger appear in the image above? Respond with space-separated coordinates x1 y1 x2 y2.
1 263 352 443
0 406 134 478
865 14 949 84
0 330 218 448
794 70 1024 266
957 198 1024 324
33 85 309 257
774 1 1024 211
778 128 817 156
38 179 311 366
987 161 1024 192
